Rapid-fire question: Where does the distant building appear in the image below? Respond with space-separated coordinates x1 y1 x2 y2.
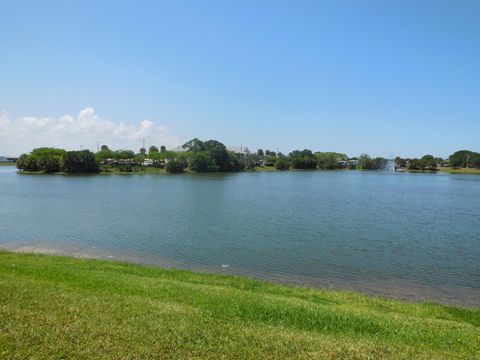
227 146 250 160
0 156 16 163
168 146 188 152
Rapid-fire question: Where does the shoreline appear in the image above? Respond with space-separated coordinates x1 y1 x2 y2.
1 241 478 308
10 166 480 175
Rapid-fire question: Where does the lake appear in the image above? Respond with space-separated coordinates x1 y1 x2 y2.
1 166 479 306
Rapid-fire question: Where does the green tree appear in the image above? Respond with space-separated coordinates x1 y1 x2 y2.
182 138 205 152
420 155 437 171
395 157 407 169
244 158 255 171
358 154 386 170
289 149 317 169
61 150 99 173
407 159 420 170
181 138 234 172
96 149 115 163
115 150 135 160
449 150 480 168
315 152 347 169
274 156 289 170
165 159 186 173
228 152 244 172
188 153 213 172
435 157 445 167
16 154 38 171
203 140 231 171
257 149 264 157
37 154 61 173
16 148 65 172
100 145 109 151
264 153 277 166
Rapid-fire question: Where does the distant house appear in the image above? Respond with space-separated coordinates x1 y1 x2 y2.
227 147 250 159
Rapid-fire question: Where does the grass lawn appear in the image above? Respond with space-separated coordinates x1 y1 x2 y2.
439 167 480 175
0 252 478 359
254 165 277 172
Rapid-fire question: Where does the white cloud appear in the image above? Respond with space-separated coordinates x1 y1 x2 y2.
0 108 182 156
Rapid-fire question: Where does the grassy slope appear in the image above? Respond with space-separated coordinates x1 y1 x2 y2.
0 252 478 359
439 167 480 175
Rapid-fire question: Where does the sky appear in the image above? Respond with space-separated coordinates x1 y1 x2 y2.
0 0 479 158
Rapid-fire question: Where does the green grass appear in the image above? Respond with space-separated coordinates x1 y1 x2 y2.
254 165 277 172
0 252 478 359
439 167 480 175
0 162 15 166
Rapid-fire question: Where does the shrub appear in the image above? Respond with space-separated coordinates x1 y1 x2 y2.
61 150 99 173
274 157 289 170
166 159 186 173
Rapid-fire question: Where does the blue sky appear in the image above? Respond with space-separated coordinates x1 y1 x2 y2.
1 0 479 157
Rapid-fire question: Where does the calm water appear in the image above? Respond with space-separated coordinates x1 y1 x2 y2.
1 166 479 306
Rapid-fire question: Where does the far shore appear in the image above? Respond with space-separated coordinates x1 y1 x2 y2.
10 165 480 175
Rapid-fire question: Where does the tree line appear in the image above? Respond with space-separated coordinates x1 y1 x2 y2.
16 139 388 174
16 139 479 174
394 150 480 171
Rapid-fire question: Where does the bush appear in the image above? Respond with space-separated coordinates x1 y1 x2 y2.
228 152 244 172
189 153 215 172
118 164 133 172
288 150 316 169
274 157 289 170
316 152 347 169
166 159 186 173
61 150 99 173
244 159 255 171
16 148 65 172
16 154 38 171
